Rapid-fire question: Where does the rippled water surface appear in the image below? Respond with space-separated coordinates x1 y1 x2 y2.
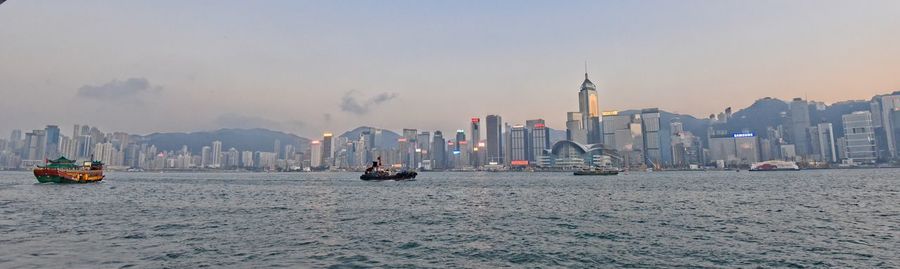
1 169 899 268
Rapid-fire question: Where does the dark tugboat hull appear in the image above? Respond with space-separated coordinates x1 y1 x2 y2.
573 170 619 176
360 171 418 181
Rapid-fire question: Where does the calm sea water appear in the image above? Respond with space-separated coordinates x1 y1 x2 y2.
1 169 898 268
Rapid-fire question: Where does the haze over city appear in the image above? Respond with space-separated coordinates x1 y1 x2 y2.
1 1 899 138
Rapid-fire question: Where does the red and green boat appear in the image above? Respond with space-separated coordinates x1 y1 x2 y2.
33 157 105 183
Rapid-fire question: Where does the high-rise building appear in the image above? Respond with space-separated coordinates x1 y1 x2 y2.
470 118 481 150
509 125 528 166
530 122 549 164
44 125 60 158
201 146 211 168
58 135 77 159
241 151 254 168
842 111 877 164
417 131 431 168
455 130 466 152
274 139 281 160
9 129 22 143
566 112 587 144
816 123 837 163
640 108 672 168
227 148 240 167
470 118 481 166
431 131 446 170
454 130 467 168
211 140 222 168
322 133 333 165
310 140 322 168
578 72 602 144
23 130 46 160
790 98 812 158
485 115 503 164
709 132 760 166
871 92 900 159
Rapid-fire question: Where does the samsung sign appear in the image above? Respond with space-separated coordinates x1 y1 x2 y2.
732 133 755 138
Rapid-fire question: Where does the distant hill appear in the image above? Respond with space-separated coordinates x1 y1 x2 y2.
548 128 567 144
721 97 790 135
816 100 870 137
142 128 310 153
618 109 710 139
338 126 402 149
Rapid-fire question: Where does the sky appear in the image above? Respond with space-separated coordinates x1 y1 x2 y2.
1 0 899 138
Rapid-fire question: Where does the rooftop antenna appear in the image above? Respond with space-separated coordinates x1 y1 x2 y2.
584 60 588 79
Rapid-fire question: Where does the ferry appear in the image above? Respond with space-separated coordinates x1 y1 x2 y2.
573 166 620 176
33 157 105 183
749 160 800 171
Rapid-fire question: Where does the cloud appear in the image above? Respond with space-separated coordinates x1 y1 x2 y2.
340 91 399 115
77 77 161 100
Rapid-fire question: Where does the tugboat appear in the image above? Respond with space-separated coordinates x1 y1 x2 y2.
360 156 417 181
750 160 800 171
573 166 619 176
33 156 105 183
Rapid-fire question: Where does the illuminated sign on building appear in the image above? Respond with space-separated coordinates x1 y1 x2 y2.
534 123 545 128
510 160 529 166
471 118 480 123
732 133 755 138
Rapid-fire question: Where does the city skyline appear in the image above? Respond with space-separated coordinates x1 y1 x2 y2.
2 1 900 138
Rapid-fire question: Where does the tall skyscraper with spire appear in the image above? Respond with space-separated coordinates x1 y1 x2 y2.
567 70 602 144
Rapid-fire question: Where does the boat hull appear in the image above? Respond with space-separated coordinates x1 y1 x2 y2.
33 169 104 183
360 171 417 181
573 171 619 176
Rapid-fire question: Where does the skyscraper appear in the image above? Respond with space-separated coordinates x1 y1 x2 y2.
401 129 417 168
566 112 587 144
201 146 211 168
470 117 481 149
816 122 837 163
455 130 466 152
322 133 333 165
640 108 671 168
431 131 446 170
24 130 46 160
579 72 602 144
485 115 503 164
872 92 900 159
470 118 481 166
530 122 549 164
211 140 222 168
509 125 528 166
417 131 430 166
9 129 22 143
44 125 60 158
842 111 877 164
790 98 812 158
274 139 281 159
310 140 322 168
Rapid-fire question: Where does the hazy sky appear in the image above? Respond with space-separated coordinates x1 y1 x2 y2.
1 1 899 138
